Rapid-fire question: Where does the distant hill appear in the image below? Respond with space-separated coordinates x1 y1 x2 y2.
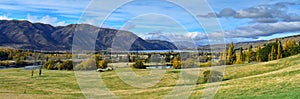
0 20 177 51
199 34 300 51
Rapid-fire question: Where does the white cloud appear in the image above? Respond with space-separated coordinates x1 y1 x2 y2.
0 15 12 20
27 14 66 26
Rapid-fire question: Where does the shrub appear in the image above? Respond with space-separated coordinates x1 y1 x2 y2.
173 57 181 69
57 62 62 70
62 60 73 70
182 58 197 68
98 60 108 69
206 61 212 67
132 60 145 69
43 60 54 70
202 70 223 84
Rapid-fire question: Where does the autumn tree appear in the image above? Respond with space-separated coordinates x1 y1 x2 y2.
132 60 145 69
269 45 275 61
57 62 62 70
235 47 244 64
173 57 181 69
62 60 73 70
246 45 253 63
98 59 108 69
277 41 283 59
256 43 262 62
43 60 55 70
219 48 227 65
8 50 13 60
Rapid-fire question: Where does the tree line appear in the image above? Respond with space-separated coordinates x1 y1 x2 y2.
221 39 300 65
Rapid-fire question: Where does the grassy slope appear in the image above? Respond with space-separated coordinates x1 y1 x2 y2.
1 54 300 99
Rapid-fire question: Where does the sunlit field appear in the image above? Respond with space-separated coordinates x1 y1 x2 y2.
1 54 300 99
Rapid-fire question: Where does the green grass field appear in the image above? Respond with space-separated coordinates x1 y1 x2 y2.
1 54 300 99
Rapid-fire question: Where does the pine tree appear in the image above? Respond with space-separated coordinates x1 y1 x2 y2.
277 41 282 59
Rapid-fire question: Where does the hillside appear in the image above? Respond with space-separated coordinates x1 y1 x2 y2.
1 54 300 98
199 34 300 50
0 20 177 51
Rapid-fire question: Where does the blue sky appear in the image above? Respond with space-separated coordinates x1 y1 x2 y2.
1 0 300 45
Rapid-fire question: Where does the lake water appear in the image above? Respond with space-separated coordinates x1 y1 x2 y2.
0 65 42 70
146 66 173 69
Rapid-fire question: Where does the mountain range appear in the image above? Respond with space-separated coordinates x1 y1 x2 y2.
0 20 177 51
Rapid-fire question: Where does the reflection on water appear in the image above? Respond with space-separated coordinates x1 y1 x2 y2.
146 66 172 69
0 65 42 70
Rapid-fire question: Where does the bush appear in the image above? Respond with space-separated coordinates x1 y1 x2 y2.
285 45 300 57
202 70 223 84
0 61 10 66
98 60 108 69
57 62 62 70
62 60 73 70
173 57 181 69
132 60 145 69
181 58 197 68
43 60 55 70
75 58 97 71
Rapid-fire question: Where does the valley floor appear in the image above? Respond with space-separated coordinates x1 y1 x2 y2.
1 54 300 99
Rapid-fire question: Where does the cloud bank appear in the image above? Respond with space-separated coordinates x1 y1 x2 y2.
198 2 300 23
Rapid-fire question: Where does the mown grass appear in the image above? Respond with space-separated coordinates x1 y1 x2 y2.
0 54 300 98
0 69 84 99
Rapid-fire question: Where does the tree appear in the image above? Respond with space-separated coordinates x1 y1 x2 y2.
235 47 244 64
13 53 25 65
219 48 227 65
283 40 288 51
277 41 283 59
98 60 108 69
246 45 253 63
66 52 72 59
57 62 62 70
256 43 262 62
8 50 13 60
270 45 275 61
62 60 73 70
43 60 55 70
132 60 145 69
227 42 236 64
173 57 181 69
